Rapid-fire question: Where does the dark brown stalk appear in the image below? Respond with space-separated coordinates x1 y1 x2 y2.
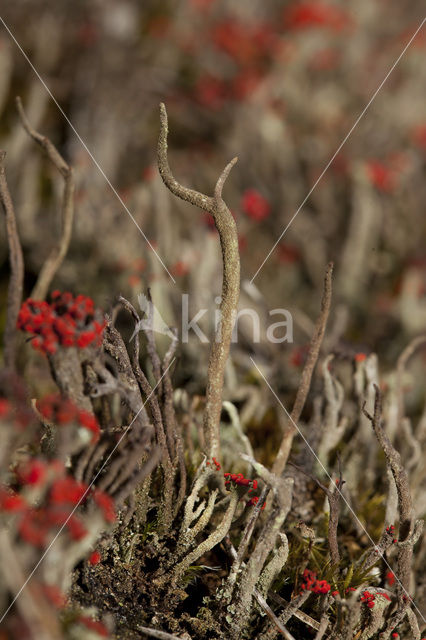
272 262 333 476
362 386 413 597
0 150 24 371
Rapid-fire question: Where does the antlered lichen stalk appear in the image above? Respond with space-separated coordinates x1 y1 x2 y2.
158 103 239 459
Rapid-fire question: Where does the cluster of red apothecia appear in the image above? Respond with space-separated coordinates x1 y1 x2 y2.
224 471 258 491
0 459 115 548
300 569 331 595
223 471 266 509
17 291 105 355
206 464 267 510
385 524 398 544
360 590 391 609
36 393 100 443
206 457 221 471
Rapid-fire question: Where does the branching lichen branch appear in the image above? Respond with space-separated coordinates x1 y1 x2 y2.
158 102 239 459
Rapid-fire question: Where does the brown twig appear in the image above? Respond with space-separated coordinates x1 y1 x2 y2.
362 386 414 597
313 613 329 640
0 150 24 371
272 262 333 476
158 102 239 459
114 295 177 532
16 96 74 300
253 591 297 640
267 591 320 631
115 296 171 460
260 591 312 640
138 625 191 640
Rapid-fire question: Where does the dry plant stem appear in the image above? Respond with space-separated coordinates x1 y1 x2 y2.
0 150 24 371
253 591 296 640
161 329 187 516
145 288 164 393
113 298 176 532
162 329 179 460
48 348 92 411
137 626 190 640
116 296 171 460
354 527 396 572
338 597 362 640
314 614 329 640
272 262 333 477
16 97 74 301
267 591 320 632
158 102 240 459
362 386 413 596
113 447 162 505
227 265 332 614
103 322 152 432
260 591 312 640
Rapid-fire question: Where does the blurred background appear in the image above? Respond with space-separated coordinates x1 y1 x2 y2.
1 0 426 392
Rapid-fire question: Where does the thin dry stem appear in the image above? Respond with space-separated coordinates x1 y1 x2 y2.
272 262 333 476
0 150 24 371
362 386 414 596
16 96 74 300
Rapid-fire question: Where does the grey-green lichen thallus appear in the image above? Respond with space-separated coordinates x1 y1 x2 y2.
158 102 240 461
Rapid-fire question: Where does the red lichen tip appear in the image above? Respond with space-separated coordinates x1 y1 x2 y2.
386 571 396 586
223 471 257 490
89 550 102 565
300 569 331 595
355 352 367 362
